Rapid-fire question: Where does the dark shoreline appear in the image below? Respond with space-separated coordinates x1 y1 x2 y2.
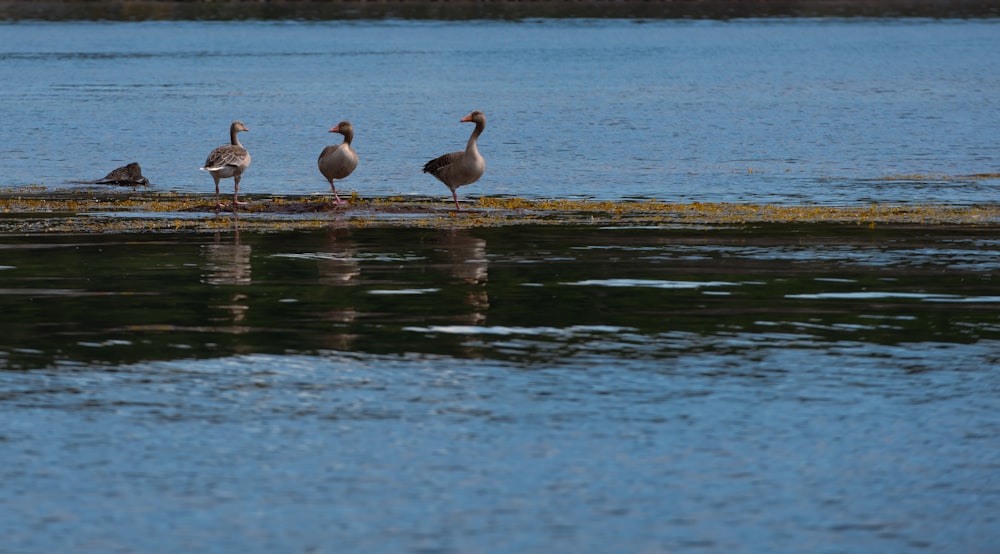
1 0 998 21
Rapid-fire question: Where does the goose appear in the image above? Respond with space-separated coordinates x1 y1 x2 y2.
96 162 149 186
423 110 486 210
318 121 359 204
200 120 251 208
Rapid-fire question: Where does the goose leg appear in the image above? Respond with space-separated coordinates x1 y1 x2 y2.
213 176 223 210
330 180 346 205
232 174 247 207
452 189 462 210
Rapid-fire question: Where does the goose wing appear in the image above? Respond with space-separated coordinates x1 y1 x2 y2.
203 145 249 171
422 151 462 177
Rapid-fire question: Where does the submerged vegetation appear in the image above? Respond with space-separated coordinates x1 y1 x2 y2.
1 189 999 234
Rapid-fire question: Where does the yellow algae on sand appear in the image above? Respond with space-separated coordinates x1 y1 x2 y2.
0 191 998 233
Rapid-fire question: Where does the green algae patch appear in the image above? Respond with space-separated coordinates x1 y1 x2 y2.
1 190 999 234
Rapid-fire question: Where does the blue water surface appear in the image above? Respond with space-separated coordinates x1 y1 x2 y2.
1 223 999 553
2 18 1000 554
0 18 998 203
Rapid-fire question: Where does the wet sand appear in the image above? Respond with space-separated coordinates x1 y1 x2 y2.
2 190 999 233
1 0 997 20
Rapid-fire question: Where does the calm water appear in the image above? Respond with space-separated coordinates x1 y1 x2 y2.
1 223 999 552
0 19 998 203
2 17 1000 553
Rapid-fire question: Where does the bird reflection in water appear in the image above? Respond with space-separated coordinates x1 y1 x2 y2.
436 229 489 325
317 227 360 287
318 227 361 350
201 220 252 325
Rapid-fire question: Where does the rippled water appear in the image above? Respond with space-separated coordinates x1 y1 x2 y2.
3 16 1000 553
1 223 999 552
1 19 999 203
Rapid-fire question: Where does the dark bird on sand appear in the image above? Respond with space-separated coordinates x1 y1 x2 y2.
96 162 149 186
423 110 486 210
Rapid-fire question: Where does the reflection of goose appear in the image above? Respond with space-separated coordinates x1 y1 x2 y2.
202 226 252 326
317 228 360 286
202 230 252 286
318 121 358 205
318 228 361 350
200 120 251 208
96 162 149 186
437 230 489 324
440 230 488 285
422 111 486 210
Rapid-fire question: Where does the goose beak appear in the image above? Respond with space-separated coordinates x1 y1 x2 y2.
460 114 473 122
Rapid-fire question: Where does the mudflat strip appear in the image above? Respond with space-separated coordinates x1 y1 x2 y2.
2 191 999 233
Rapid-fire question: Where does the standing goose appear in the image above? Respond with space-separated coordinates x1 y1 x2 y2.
423 110 486 210
318 120 358 204
200 120 251 208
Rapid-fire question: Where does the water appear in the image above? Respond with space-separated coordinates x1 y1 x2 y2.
0 19 998 204
1 223 999 552
2 17 1000 553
